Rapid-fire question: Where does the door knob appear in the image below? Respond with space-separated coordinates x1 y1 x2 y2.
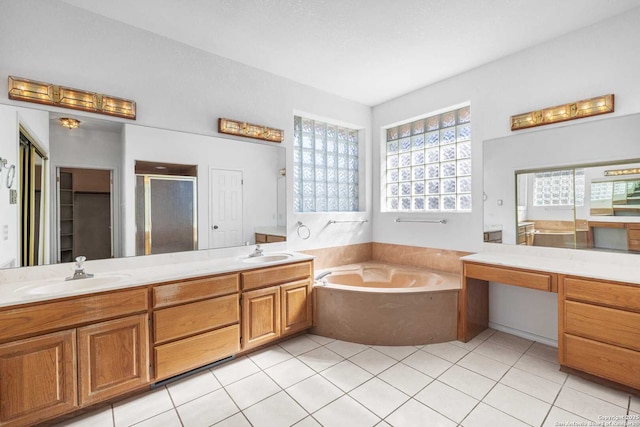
213 225 219 230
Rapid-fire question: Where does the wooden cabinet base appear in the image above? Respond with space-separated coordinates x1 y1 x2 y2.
154 324 239 381
563 334 640 390
0 330 77 427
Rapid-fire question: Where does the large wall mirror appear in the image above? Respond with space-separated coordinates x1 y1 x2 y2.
484 112 640 254
0 104 286 270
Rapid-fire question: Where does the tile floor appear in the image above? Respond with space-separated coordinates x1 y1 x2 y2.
55 329 639 427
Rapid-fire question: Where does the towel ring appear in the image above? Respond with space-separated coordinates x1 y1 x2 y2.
296 221 310 240
6 164 15 189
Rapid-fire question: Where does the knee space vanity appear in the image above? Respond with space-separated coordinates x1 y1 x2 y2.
459 251 640 392
0 254 313 427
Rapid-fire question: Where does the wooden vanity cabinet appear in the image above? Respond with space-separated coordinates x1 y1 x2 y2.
241 261 313 350
0 287 149 427
0 330 77 427
151 273 240 381
559 275 640 389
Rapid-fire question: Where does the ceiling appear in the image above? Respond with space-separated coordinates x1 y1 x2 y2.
60 0 640 106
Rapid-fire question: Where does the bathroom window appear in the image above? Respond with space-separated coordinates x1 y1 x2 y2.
533 169 585 207
384 105 471 211
293 116 359 212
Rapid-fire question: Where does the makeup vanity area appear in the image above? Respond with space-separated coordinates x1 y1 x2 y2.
466 112 640 393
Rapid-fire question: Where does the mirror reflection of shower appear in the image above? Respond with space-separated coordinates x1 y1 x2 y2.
135 161 198 256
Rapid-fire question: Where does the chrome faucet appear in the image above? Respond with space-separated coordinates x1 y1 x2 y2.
249 244 264 257
66 256 94 281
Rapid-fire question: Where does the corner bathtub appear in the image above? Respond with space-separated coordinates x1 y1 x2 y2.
311 262 460 346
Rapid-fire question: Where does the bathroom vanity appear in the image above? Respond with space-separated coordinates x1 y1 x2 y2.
0 253 313 427
459 248 640 391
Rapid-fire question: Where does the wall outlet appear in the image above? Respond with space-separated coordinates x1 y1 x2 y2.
2 225 7 241
9 189 17 204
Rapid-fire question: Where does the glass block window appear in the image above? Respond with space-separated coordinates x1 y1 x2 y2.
384 105 471 211
293 116 359 212
533 169 585 207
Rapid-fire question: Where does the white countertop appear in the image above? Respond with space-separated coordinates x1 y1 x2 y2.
0 250 314 308
465 244 640 285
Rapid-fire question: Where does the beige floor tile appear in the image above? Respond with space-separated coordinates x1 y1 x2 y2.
286 374 344 413
279 335 322 356
525 341 559 364
325 339 369 358
349 378 409 418
386 399 456 427
132 410 181 427
211 356 260 386
541 406 590 427
166 369 222 406
313 395 380 427
213 412 251 427
402 350 452 378
499 367 562 403
554 387 627 422
294 416 322 427
225 371 281 410
457 352 510 381
475 328 496 341
113 388 174 427
414 380 478 423
483 383 551 426
177 388 239 427
513 354 567 384
371 345 418 361
461 402 529 427
438 365 496 400
487 331 533 353
375 421 392 427
243 391 308 427
53 406 113 427
473 340 523 365
450 336 484 351
306 334 336 345
421 342 469 363
349 348 397 375
248 346 294 370
631 395 640 413
321 360 373 392
377 362 433 396
297 346 344 372
564 374 631 408
264 357 315 389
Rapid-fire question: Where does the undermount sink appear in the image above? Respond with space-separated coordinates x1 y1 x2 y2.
15 274 132 295
242 253 293 264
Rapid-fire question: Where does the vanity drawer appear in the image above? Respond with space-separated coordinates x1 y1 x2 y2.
0 288 148 342
153 294 239 344
563 276 640 311
464 262 555 292
564 301 640 351
564 334 640 389
154 324 239 380
241 261 312 291
153 274 239 308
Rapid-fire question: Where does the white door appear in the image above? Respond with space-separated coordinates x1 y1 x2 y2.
210 169 243 248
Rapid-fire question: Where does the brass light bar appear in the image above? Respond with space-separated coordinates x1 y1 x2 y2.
218 118 283 143
510 94 614 131
604 168 640 177
8 76 136 120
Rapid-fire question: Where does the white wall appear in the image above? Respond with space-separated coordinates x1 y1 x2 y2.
372 8 640 253
0 0 373 252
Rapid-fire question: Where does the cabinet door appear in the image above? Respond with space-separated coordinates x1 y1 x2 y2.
0 330 77 427
78 314 149 406
242 286 280 350
281 280 312 336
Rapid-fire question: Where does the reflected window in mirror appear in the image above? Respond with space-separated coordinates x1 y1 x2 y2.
293 115 360 212
383 104 471 212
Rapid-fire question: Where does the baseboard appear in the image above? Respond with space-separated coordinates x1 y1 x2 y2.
488 322 558 348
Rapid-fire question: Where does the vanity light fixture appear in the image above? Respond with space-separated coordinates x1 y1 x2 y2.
59 117 80 130
8 76 137 120
604 167 640 177
218 118 284 143
510 94 614 131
